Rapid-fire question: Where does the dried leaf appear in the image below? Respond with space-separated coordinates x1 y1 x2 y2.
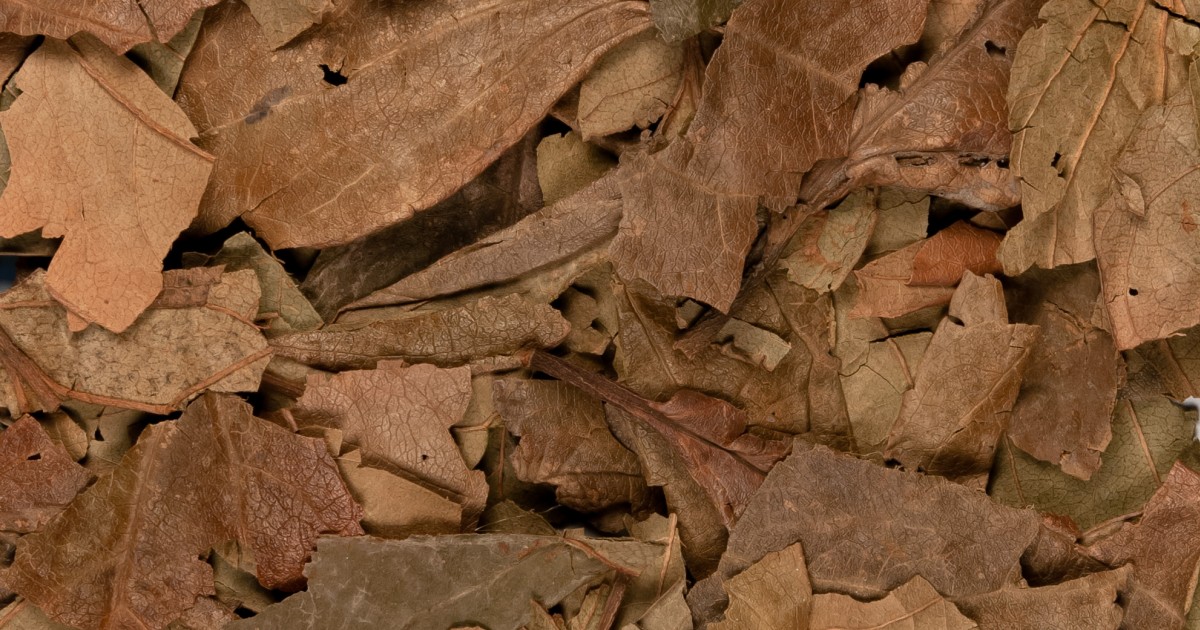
1086 462 1200 630
0 0 216 53
3 393 363 630
0 416 91 534
709 543 811 630
1095 89 1200 350
493 379 650 513
948 271 1007 326
272 294 570 371
228 534 643 630
850 242 956 319
243 0 334 49
909 222 1003 286
0 269 269 417
176 0 651 248
864 190 931 258
537 132 616 207
649 0 740 41
0 36 214 332
810 576 975 630
953 567 1130 630
884 281 1037 485
335 448 461 538
127 10 206 96
840 332 931 455
292 361 487 528
780 192 878 294
579 31 684 139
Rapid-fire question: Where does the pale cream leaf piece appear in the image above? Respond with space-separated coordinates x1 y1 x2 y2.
709 543 811 630
863 189 930 258
335 449 461 539
578 30 684 139
176 0 651 248
648 0 741 41
0 269 269 418
810 576 976 630
0 36 214 333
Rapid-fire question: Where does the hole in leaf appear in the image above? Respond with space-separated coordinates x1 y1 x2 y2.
26 452 41 461
93 428 104 441
1129 288 1139 296
319 64 348 86
984 40 1007 58
1050 152 1062 168
420 453 429 461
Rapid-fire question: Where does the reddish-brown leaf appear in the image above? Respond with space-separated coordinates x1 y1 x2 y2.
0 416 91 534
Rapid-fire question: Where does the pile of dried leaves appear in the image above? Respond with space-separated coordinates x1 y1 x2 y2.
3 0 1200 628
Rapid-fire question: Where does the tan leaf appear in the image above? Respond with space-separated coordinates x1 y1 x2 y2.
648 0 741 41
863 189 930 258
1086 462 1200 630
850 242 956 319
291 361 488 527
2 393 363 630
243 0 334 48
1004 264 1124 479
127 9 206 96
272 294 570 371
810 576 975 630
0 269 269 417
947 271 1007 327
999 0 1197 274
610 0 927 310
0 0 215 53
953 567 1130 630
536 132 616 207
709 543 811 630
176 0 651 248
335 449 461 539
884 282 1037 485
780 191 878 294
493 379 650 513
840 332 931 455
578 30 684 139
0 36 214 333
1095 89 1200 350
0 416 91 534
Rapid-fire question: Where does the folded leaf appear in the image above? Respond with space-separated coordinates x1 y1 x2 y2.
0 416 91 534
176 0 651 248
0 36 214 333
780 191 878 294
0 0 216 53
2 393 363 630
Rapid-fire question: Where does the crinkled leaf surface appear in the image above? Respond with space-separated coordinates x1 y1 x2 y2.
0 0 216 52
708 543 810 630
648 0 740 41
810 576 975 630
953 567 1130 630
2 393 363 630
578 31 684 139
0 36 214 333
0 269 269 417
176 0 651 248
243 0 334 49
0 416 91 534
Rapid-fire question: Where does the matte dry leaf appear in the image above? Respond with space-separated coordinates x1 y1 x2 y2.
850 243 955 319
0 269 269 417
536 132 616 207
648 0 740 41
0 416 91 534
176 0 651 248
810 576 975 630
493 379 650 513
291 361 488 527
999 0 1197 274
839 332 931 455
578 30 684 139
1086 462 1200 630
272 294 570 371
229 534 641 630
780 192 878 294
708 543 811 630
610 0 927 310
953 567 1130 630
0 0 216 52
909 222 1003 286
2 393 363 630
243 0 334 48
335 449 461 538
1095 90 1200 350
947 271 1007 327
0 36 214 333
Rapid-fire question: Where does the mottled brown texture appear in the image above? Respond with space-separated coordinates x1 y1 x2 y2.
1000 0 1192 274
0 269 269 417
493 379 649 513
272 294 570 371
1086 463 1200 630
0 36 214 333
292 361 488 527
948 272 1007 326
709 543 810 630
0 0 215 52
2 393 363 630
0 416 91 534
953 567 1130 630
840 332 931 455
850 241 957 319
811 576 975 630
176 0 651 248
1095 89 1200 350
578 31 684 139
781 192 878 294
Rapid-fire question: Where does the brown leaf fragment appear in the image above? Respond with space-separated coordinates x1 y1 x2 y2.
948 272 1007 327
1095 89 1200 350
176 0 651 248
953 567 1130 630
227 535 639 630
0 0 215 53
537 133 616 207
709 543 811 630
1085 462 1200 630
291 361 488 528
810 576 976 630
578 30 684 139
884 286 1037 484
127 9 205 96
530 351 790 576
840 332 931 455
273 294 569 371
2 393 363 630
851 240 957 319
909 222 1003 286
780 191 878 294
688 444 1045 622
864 190 931 258
335 449 461 538
0 269 269 417
243 0 334 49
1004 263 1123 479
0 36 214 333
493 379 650 513
999 0 1196 274
0 416 91 534
648 0 740 41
